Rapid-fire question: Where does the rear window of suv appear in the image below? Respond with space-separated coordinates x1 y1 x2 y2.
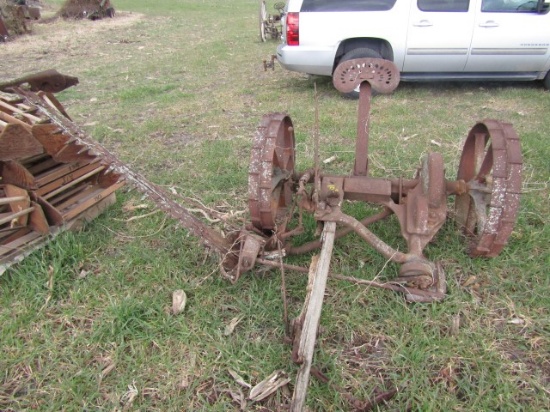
300 0 398 12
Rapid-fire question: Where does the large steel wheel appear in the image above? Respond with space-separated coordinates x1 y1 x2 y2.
455 120 522 257
249 113 296 232
259 0 267 42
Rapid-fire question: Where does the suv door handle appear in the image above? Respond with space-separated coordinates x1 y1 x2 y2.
479 20 499 28
413 20 433 27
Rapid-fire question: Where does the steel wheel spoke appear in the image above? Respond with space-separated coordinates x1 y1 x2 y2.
476 143 493 182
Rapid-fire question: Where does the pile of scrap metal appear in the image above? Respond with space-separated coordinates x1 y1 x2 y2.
58 0 114 20
0 0 41 41
0 70 124 274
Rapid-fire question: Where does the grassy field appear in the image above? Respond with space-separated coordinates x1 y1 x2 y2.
1 0 549 410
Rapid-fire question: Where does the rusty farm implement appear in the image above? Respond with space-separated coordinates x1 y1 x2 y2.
259 0 284 42
244 58 522 408
0 60 522 409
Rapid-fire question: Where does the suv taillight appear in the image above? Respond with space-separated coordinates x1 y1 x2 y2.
286 12 299 46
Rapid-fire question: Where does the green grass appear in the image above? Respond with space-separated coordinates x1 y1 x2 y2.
1 0 550 410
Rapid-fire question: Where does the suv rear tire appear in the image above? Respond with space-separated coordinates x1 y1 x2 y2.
544 71 550 90
335 47 384 99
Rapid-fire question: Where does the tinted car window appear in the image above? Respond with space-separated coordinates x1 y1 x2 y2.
418 0 470 11
481 0 538 12
301 0 398 12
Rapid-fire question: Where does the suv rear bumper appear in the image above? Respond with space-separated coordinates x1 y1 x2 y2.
277 44 335 76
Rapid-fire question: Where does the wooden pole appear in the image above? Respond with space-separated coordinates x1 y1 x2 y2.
290 221 336 411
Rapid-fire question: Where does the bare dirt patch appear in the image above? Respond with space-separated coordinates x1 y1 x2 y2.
0 9 143 80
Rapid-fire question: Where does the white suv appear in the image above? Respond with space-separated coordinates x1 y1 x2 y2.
276 0 550 96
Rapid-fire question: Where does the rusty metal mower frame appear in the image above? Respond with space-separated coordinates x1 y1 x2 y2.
244 58 522 409
244 58 522 291
2 61 522 410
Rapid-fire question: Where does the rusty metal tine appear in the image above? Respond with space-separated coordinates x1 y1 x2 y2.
77 146 91 155
0 206 34 226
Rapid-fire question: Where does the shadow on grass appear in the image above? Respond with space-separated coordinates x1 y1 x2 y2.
281 74 545 98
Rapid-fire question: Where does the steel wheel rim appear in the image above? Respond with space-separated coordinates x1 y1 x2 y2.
249 113 295 231
455 120 522 257
259 0 267 42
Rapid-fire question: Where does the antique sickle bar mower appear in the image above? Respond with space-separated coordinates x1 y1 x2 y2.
244 58 522 408
243 58 522 298
1 59 522 409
